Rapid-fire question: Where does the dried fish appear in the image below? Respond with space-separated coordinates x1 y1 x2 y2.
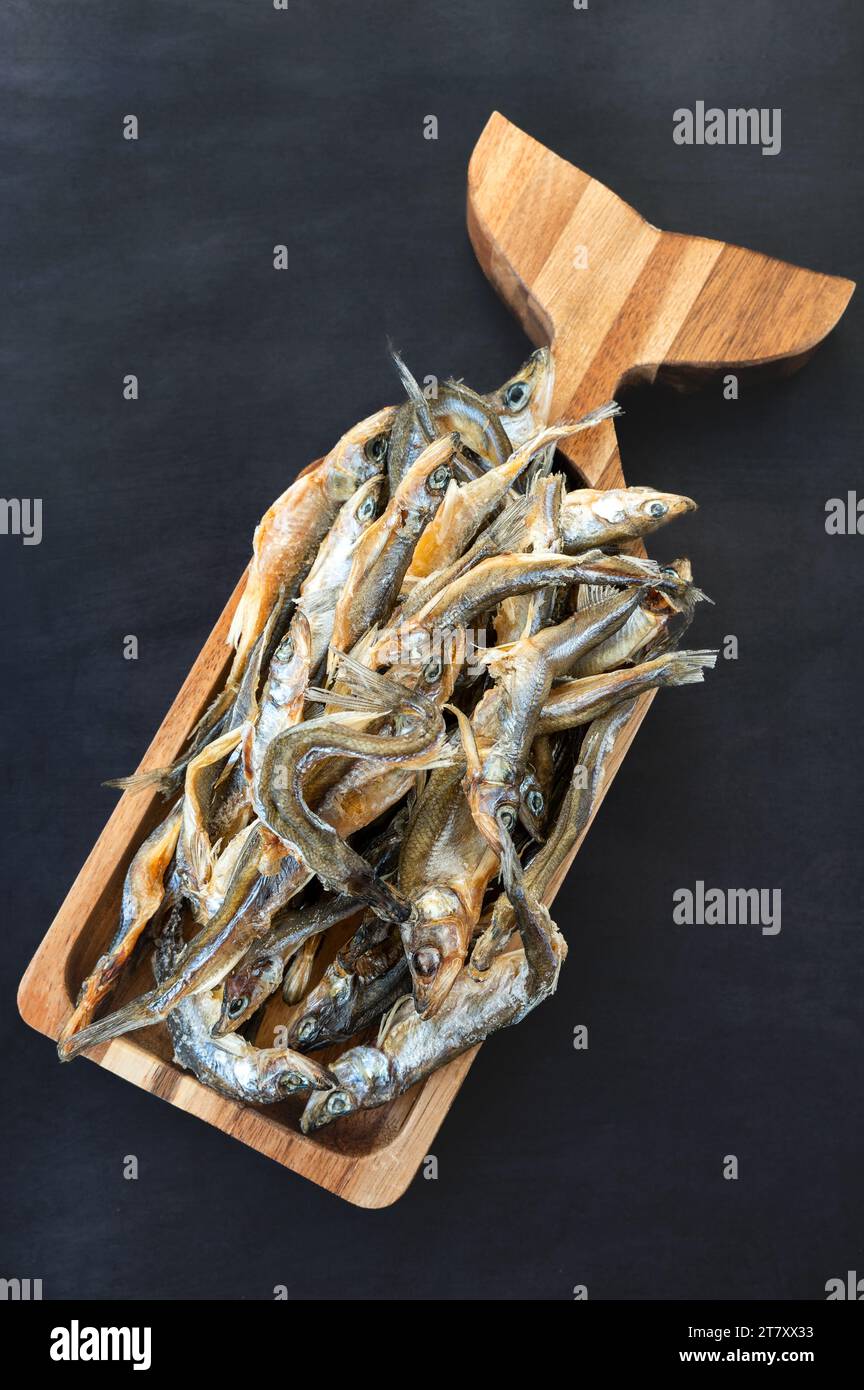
60 344 714 1136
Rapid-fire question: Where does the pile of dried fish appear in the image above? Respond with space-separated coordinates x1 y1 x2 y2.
58 347 715 1132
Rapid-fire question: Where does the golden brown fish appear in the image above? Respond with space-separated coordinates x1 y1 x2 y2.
329 435 457 658
227 406 395 682
483 347 556 450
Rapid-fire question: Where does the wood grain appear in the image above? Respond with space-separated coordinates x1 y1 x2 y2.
18 112 854 1207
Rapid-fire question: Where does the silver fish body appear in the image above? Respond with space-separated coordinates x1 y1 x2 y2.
301 906 566 1130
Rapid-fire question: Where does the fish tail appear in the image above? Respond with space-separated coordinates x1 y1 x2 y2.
485 494 530 551
661 649 718 685
328 653 410 712
664 558 713 607
306 686 377 712
690 585 714 605
57 987 163 1061
103 763 182 795
559 399 622 432
420 740 464 770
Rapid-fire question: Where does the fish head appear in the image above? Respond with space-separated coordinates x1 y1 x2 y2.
518 767 548 842
257 1048 336 1103
465 754 521 858
212 952 285 1036
286 967 355 1051
346 474 385 534
300 1047 391 1131
590 486 696 541
272 608 312 675
397 432 459 522
389 628 466 703
487 347 555 448
266 610 313 722
404 886 467 1017
640 560 700 654
326 406 397 498
627 487 697 536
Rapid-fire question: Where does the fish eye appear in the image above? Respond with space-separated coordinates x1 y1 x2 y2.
505 381 530 410
527 789 544 815
498 806 517 831
423 655 442 682
647 500 668 518
279 1071 304 1093
413 947 441 980
358 494 377 520
427 464 450 492
297 1017 318 1045
277 635 294 660
327 1090 353 1116
227 994 248 1019
364 433 388 463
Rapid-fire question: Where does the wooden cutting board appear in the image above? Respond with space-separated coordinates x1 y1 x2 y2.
18 112 854 1207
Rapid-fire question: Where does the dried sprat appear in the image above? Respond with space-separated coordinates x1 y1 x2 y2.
61 346 713 1131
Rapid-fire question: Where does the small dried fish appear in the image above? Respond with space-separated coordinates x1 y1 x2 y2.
60 345 715 1135
470 702 639 972
257 662 446 921
330 435 458 658
561 485 696 551
228 407 395 682
460 588 644 855
288 928 409 1052
398 767 499 1016
57 801 183 1051
154 912 334 1102
483 347 556 450
537 649 718 735
301 890 567 1130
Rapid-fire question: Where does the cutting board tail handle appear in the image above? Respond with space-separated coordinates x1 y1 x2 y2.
468 112 855 488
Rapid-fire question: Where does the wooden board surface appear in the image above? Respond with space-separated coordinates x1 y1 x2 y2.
18 112 854 1207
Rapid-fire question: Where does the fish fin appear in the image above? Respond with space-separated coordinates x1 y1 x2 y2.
346 625 380 667
421 744 464 770
305 687 378 713
213 744 242 790
58 987 162 1061
281 936 321 1004
558 399 622 432
328 653 410 711
690 584 713 605
444 702 482 777
186 827 212 889
297 585 339 622
227 592 247 651
103 763 181 795
377 992 412 1046
471 639 520 670
662 649 719 684
389 346 435 440
524 444 555 487
576 582 617 611
482 493 530 552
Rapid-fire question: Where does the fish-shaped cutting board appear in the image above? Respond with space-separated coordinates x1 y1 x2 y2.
19 112 854 1207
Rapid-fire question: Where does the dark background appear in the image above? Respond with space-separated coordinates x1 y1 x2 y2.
2 0 862 1301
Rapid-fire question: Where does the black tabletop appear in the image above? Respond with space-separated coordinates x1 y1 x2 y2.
2 0 862 1300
